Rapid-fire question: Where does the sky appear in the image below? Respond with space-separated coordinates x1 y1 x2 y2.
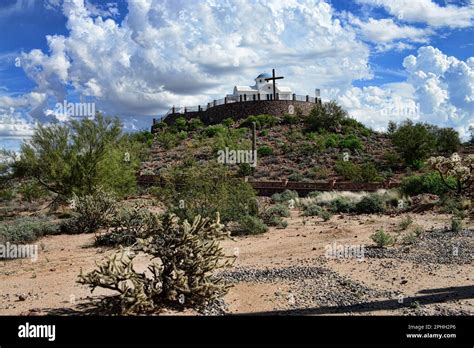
0 0 473 151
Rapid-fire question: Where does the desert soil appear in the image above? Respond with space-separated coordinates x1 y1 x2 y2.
0 211 472 316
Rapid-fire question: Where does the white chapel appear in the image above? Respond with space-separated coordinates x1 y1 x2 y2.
227 72 293 101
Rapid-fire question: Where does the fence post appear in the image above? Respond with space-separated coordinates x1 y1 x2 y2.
240 95 243 102
224 97 227 104
172 106 175 114
276 93 279 100
198 105 201 112
306 95 309 102
292 94 296 101
258 94 261 101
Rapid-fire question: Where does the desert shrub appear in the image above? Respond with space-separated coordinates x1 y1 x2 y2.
383 151 402 169
266 204 290 218
203 124 227 137
399 172 454 196
282 114 299 126
370 229 394 248
237 163 253 177
271 190 299 204
187 118 204 131
324 134 339 148
63 189 117 234
241 114 278 129
79 213 233 314
305 101 348 132
329 197 355 213
155 163 258 225
301 203 332 221
257 146 273 157
398 215 413 231
334 161 361 181
288 172 304 182
155 131 179 149
95 205 158 246
0 216 60 244
18 180 49 202
265 215 288 228
451 216 463 233
402 232 418 245
339 134 363 151
235 215 268 235
360 163 382 182
354 194 386 214
0 187 15 201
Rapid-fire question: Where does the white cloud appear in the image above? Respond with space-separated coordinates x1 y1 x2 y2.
18 0 370 119
333 46 473 139
357 0 474 28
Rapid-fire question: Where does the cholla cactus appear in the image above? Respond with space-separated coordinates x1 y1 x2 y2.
78 213 234 314
427 153 474 195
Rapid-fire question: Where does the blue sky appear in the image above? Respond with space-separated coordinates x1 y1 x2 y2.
0 0 473 151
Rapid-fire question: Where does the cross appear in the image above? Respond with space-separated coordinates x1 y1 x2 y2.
264 68 284 100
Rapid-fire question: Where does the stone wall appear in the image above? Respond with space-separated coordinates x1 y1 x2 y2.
152 99 320 131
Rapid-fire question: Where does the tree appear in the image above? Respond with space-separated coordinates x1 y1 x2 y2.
387 121 397 135
391 120 437 166
434 127 460 155
428 153 473 195
17 114 123 198
305 100 348 132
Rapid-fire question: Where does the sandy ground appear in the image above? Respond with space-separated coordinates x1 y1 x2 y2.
0 211 472 315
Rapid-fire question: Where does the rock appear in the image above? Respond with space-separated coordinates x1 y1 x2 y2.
18 294 27 301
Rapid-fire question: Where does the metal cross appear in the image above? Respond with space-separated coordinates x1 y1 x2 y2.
264 68 284 100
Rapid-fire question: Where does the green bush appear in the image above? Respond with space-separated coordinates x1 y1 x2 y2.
203 124 227 137
329 197 355 213
339 134 363 151
390 120 459 165
63 189 117 234
0 216 60 244
155 131 179 149
335 161 361 181
187 118 204 131
271 190 299 203
155 163 258 225
95 205 158 246
370 229 394 248
241 114 278 129
305 101 348 132
451 216 463 233
257 146 273 157
399 172 454 196
288 172 304 182
302 203 332 221
265 204 290 218
354 194 386 214
18 180 49 202
235 215 268 235
324 134 339 148
79 213 232 314
237 163 253 177
282 114 299 126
